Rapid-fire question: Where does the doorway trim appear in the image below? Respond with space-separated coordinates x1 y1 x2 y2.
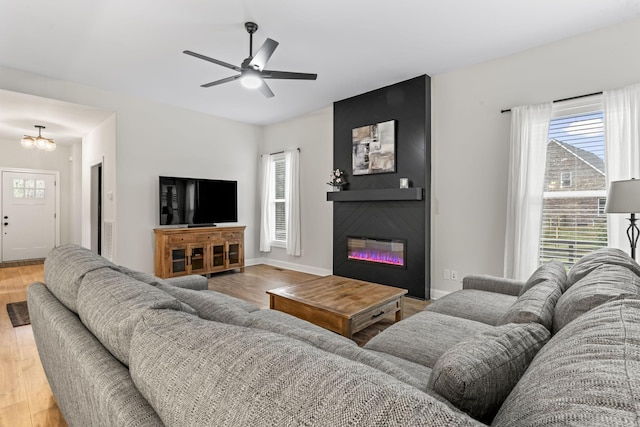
89 157 104 255
0 167 61 261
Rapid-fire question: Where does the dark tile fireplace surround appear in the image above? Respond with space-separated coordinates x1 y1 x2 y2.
331 75 431 299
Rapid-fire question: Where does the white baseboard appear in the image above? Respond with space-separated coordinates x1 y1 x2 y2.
245 257 332 277
244 257 263 267
429 288 451 300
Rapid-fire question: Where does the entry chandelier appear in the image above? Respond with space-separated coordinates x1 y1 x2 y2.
21 125 56 151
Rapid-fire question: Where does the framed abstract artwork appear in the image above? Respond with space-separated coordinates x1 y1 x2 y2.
352 120 396 175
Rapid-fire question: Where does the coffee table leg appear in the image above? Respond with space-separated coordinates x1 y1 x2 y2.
395 298 404 322
341 318 352 339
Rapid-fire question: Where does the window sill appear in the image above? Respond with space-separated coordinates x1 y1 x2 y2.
271 241 287 249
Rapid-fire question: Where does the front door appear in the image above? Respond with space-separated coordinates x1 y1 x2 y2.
1 171 56 262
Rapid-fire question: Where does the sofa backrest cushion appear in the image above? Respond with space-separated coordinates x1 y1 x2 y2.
117 265 162 285
118 265 208 291
44 244 117 313
428 322 549 422
496 279 562 331
553 263 640 333
129 309 483 427
154 283 254 326
77 268 188 366
520 260 567 296
492 296 640 427
566 247 640 288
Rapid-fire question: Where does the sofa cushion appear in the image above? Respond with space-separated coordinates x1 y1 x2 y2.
118 265 208 291
553 263 640 333
129 309 483 427
493 296 640 427
155 283 253 326
44 244 118 313
521 260 567 295
425 290 516 326
566 247 640 288
462 275 525 296
496 279 562 331
77 268 187 366
367 350 433 389
163 275 209 290
428 323 549 422
247 309 353 342
245 311 427 391
364 311 492 368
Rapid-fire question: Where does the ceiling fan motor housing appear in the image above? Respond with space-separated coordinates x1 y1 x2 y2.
245 22 258 34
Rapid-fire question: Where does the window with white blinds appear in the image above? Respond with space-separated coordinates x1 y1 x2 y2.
273 156 287 243
539 96 607 267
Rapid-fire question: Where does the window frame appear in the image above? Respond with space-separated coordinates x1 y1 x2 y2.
269 153 287 248
538 95 607 266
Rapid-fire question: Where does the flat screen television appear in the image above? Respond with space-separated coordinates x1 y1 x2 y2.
159 176 237 227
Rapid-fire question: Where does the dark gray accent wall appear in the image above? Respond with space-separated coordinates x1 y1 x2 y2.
332 75 431 299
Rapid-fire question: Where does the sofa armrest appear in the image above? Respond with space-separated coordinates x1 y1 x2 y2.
462 275 525 296
165 275 208 291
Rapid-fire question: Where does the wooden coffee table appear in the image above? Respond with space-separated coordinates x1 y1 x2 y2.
267 275 408 338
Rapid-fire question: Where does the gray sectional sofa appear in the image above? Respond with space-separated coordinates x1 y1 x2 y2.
28 244 640 426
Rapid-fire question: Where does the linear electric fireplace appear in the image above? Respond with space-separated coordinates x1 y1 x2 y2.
347 236 406 268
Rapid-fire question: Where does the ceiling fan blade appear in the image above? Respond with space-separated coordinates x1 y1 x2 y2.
262 70 318 80
258 81 275 98
249 38 279 71
200 75 241 88
183 50 241 72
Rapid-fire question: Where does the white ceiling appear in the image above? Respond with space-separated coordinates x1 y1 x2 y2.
0 89 113 146
1 0 639 134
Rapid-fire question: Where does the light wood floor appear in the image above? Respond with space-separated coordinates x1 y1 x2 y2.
0 264 66 427
0 264 429 426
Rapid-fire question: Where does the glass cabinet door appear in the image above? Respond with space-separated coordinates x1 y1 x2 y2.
227 242 242 267
170 247 187 275
210 242 226 271
189 245 207 274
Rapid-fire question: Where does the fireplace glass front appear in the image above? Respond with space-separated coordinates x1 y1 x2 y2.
347 236 406 267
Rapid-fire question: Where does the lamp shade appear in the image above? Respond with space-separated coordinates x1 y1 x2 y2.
605 179 640 214
21 136 35 149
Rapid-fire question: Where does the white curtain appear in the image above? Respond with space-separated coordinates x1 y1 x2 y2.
604 83 640 251
285 149 301 256
504 102 553 280
259 154 273 252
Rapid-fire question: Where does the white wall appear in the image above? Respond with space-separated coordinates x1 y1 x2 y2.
0 138 75 246
0 66 262 273
121 101 262 271
69 142 82 245
430 17 640 296
261 107 334 275
82 114 116 251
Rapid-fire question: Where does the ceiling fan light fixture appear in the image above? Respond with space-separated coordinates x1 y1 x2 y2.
241 74 262 89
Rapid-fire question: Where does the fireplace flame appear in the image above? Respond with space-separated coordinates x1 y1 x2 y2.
348 250 404 266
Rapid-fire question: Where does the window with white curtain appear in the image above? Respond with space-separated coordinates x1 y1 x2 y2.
539 96 607 266
271 153 287 246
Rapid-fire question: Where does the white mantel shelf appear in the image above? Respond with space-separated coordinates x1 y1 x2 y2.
326 188 424 202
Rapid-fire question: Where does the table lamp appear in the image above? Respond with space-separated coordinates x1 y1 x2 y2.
605 178 640 259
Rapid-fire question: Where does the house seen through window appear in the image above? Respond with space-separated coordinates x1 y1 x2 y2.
539 99 607 267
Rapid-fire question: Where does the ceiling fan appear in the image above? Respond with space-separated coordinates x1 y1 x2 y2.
184 22 317 98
